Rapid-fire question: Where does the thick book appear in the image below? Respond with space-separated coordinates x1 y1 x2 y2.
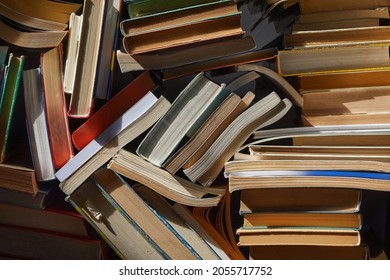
238 188 362 214
71 71 157 151
23 68 55 182
57 92 169 184
126 0 226 18
107 149 225 207
0 19 67 49
249 244 369 260
92 168 220 260
121 35 256 71
284 26 390 49
183 92 293 187
68 178 165 260
68 0 120 116
123 12 244 55
227 170 390 192
58 95 171 195
299 0 390 14
0 53 24 163
0 159 38 195
236 227 361 246
277 43 390 76
241 212 362 229
41 46 74 169
136 72 228 167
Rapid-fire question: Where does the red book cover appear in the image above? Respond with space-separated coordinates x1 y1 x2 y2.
71 71 157 150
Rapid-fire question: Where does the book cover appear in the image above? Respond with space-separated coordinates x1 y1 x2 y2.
41 45 74 169
71 71 157 150
0 53 25 163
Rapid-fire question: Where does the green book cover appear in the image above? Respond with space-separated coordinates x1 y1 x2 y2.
0 53 25 162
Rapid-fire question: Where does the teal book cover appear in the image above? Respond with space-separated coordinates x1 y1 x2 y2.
0 53 25 162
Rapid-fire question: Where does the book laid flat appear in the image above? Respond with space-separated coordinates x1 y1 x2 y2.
249 244 369 260
238 188 362 214
120 0 238 37
277 43 390 76
123 12 244 55
298 0 390 14
241 212 362 229
57 95 171 195
284 26 390 48
227 170 390 192
302 113 390 126
0 224 106 260
92 168 220 260
294 68 390 91
292 18 382 32
71 71 157 151
0 0 82 24
163 91 255 174
136 72 227 167
126 0 227 19
236 227 361 246
0 19 67 49
120 35 256 71
23 68 55 182
0 160 38 195
297 7 390 24
183 92 293 187
107 149 225 207
41 46 74 169
68 178 165 260
0 53 24 163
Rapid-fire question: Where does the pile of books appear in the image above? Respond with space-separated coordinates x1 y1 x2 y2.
1 0 390 260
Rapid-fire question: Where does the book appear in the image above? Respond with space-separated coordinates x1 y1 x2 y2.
285 26 390 49
0 53 24 163
297 7 390 24
249 244 369 260
294 68 390 91
183 92 293 186
302 113 390 126
107 149 225 207
122 12 244 55
227 170 390 192
236 227 361 246
92 168 220 259
119 35 256 72
120 0 239 37
0 0 82 24
238 187 362 214
56 94 170 191
63 13 83 94
163 91 255 174
133 184 224 260
71 71 157 151
0 201 92 238
241 212 362 229
23 68 55 182
0 159 38 195
0 224 106 260
126 0 226 18
292 18 383 32
276 43 390 77
0 18 67 49
56 91 160 181
67 178 166 259
136 72 228 167
298 0 390 14
41 45 74 169
68 0 119 117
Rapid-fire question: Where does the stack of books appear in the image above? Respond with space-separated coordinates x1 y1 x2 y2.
230 187 368 260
